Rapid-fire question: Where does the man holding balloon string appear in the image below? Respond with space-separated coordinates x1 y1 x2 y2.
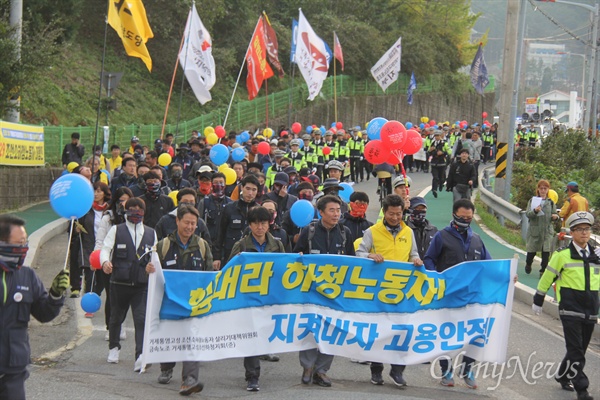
0 215 69 400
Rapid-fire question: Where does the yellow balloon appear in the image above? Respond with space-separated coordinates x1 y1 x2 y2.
67 161 80 173
548 189 559 204
168 190 179 207
223 167 237 185
423 117 429 123
218 163 230 172
206 133 219 145
263 128 273 138
158 153 172 166
204 126 215 136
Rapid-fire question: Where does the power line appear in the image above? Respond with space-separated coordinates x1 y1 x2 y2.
528 0 594 49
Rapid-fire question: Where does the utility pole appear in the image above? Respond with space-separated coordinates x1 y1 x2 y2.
495 0 526 203
6 0 23 122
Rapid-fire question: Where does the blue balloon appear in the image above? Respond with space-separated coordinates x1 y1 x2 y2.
298 139 304 149
405 122 413 129
455 121 460 127
306 126 314 134
49 173 94 219
241 131 250 142
419 123 425 129
319 126 326 134
236 135 243 144
367 117 388 140
209 144 230 166
290 200 315 228
231 147 246 162
338 182 354 203
331 122 336 128
60 169 69 176
81 292 102 313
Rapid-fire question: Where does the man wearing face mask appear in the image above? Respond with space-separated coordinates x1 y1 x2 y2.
154 188 211 243
196 172 232 256
356 194 422 388
101 198 157 372
282 181 318 247
264 172 298 226
214 175 260 271
406 197 438 259
0 215 69 399
424 198 492 389
166 163 192 191
446 148 476 203
341 191 373 243
139 172 175 229
195 169 214 201
258 199 292 252
173 144 194 180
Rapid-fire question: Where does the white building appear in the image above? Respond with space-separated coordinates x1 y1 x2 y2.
536 90 583 128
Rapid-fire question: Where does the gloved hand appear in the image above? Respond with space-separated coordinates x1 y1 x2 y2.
531 304 542 316
50 270 70 297
359 156 364 161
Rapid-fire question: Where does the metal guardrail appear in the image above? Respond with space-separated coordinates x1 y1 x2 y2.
479 166 529 243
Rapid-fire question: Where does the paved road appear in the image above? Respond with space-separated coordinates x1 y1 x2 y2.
24 171 600 399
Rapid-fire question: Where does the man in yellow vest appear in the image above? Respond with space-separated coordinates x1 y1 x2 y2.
356 193 423 388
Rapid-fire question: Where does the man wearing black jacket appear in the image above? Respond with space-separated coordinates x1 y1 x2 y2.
405 197 438 259
138 172 175 228
62 132 85 168
446 148 476 203
213 175 259 270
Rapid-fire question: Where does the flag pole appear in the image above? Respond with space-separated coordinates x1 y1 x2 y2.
160 30 186 140
265 79 269 130
333 32 338 124
91 9 110 179
224 18 261 128
173 3 194 141
288 64 296 130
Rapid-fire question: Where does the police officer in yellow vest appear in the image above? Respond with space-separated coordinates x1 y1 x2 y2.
356 193 423 388
347 128 365 182
532 212 599 400
286 139 308 171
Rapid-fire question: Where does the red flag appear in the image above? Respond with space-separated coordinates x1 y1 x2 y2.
333 31 344 71
262 13 284 78
246 18 274 100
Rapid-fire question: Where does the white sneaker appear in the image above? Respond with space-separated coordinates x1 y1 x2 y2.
104 331 109 341
120 330 127 340
134 355 145 373
107 348 120 363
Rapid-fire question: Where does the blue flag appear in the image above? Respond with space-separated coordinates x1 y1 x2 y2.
407 72 417 105
470 44 489 95
290 18 298 63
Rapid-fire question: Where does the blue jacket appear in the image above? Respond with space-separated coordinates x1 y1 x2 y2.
424 225 491 272
0 266 64 374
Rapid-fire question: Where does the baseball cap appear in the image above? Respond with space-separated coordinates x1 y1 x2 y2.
393 175 411 188
154 139 163 145
296 181 314 193
409 196 427 210
131 136 140 142
274 172 289 186
566 181 579 192
566 211 594 229
283 166 297 175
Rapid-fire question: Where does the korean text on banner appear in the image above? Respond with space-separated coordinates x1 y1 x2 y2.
371 37 402 92
0 121 44 166
141 253 516 368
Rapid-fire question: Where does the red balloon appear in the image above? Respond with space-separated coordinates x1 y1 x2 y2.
280 130 289 137
386 151 400 165
482 112 488 119
215 125 226 138
336 122 343 130
291 122 302 134
380 120 407 151
330 127 337 134
323 146 332 155
257 141 270 155
402 129 423 155
429 120 436 127
424 123 430 129
363 140 390 164
89 249 102 270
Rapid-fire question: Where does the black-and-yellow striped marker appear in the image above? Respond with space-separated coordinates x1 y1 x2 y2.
495 142 507 178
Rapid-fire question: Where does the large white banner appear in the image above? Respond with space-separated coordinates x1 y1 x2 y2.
294 9 331 101
371 37 402 92
141 254 516 368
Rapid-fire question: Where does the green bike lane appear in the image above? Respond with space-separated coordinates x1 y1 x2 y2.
422 188 541 291
3 201 61 232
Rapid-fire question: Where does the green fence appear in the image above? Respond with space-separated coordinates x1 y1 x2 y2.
41 74 495 165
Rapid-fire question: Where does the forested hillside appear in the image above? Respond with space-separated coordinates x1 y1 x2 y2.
1 0 482 126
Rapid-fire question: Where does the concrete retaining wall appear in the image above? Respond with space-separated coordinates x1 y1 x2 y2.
0 167 63 211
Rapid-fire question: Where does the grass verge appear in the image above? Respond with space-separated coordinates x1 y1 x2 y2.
474 194 526 250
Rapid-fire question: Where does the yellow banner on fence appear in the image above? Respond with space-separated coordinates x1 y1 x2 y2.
0 121 45 166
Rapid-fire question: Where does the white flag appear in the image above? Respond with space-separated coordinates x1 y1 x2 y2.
370 37 402 92
179 4 216 105
294 9 330 101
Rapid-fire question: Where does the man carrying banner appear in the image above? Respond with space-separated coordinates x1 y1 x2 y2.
293 195 355 387
424 198 492 389
147 205 212 396
356 194 422 387
228 206 286 392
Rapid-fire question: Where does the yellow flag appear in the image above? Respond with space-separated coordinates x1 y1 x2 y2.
107 0 154 71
